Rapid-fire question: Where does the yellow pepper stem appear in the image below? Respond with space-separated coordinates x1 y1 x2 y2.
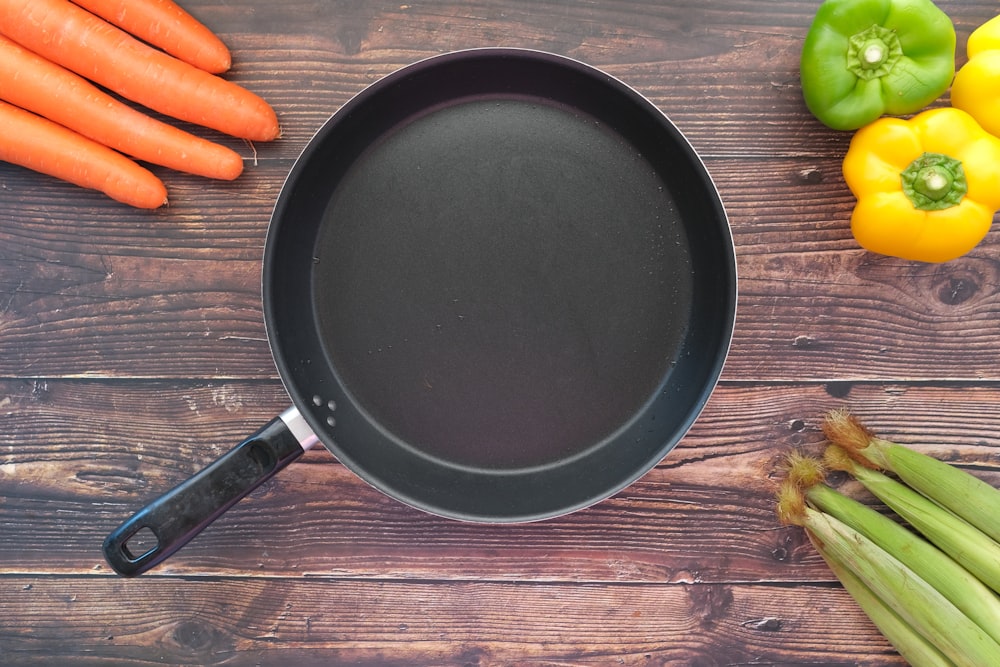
900 152 967 210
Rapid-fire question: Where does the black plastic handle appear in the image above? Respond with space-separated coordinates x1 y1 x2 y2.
103 415 307 577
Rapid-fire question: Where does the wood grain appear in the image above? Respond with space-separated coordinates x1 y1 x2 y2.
4 154 1000 380
2 0 1000 664
0 577 906 667
3 380 999 584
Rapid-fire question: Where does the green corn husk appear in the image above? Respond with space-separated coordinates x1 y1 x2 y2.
777 482 1000 667
805 480 1000 647
823 409 1000 543
818 545 955 667
825 445 1000 596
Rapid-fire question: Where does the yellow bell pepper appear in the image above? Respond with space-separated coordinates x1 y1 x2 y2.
842 107 1000 263
952 15 1000 138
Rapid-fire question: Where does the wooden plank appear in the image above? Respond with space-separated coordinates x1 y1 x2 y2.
4 154 1000 381
0 0 989 166
0 576 905 666
3 379 999 581
142 0 997 157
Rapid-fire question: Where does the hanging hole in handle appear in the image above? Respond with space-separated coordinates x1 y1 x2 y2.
122 526 160 562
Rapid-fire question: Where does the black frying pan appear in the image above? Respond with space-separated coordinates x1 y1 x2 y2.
103 49 736 577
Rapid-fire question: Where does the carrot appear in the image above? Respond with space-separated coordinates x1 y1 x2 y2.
69 0 231 73
0 100 167 208
0 0 280 142
0 35 243 180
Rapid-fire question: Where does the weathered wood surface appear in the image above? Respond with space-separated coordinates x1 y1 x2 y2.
0 577 901 667
2 0 1000 664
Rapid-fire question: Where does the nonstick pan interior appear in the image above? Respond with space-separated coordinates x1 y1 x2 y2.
265 48 736 521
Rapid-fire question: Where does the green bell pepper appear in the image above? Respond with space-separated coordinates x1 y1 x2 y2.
800 0 956 131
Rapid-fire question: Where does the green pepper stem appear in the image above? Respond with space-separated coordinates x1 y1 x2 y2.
847 25 902 80
861 41 887 68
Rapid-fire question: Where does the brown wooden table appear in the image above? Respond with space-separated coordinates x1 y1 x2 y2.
2 1 999 664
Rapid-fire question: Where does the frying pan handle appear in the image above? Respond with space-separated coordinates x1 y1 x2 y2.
102 410 315 577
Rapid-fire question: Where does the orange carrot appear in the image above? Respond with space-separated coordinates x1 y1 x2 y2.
0 100 167 208
0 35 243 180
0 0 280 142
69 0 231 73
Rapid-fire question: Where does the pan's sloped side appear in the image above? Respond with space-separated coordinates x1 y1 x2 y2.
265 49 736 522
